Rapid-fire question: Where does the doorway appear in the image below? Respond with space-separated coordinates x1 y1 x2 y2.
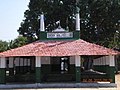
43 56 75 82
51 57 69 73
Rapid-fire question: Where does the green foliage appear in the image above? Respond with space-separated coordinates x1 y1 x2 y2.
9 36 28 49
108 30 120 49
0 40 9 52
18 0 120 49
0 36 28 52
18 0 77 42
80 0 120 47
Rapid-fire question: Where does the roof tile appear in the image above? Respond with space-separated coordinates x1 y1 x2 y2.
0 39 119 57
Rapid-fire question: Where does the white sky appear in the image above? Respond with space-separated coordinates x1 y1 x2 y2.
0 0 29 41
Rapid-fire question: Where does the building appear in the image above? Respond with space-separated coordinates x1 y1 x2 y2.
0 6 119 84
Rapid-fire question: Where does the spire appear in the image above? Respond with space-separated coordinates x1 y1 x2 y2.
40 13 45 31
75 0 80 31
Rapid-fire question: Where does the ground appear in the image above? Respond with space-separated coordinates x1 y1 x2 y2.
1 74 120 90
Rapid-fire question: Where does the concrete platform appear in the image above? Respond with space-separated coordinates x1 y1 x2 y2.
1 74 120 89
0 83 117 89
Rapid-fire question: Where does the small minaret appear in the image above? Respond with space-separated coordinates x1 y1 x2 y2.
40 13 45 31
75 0 80 31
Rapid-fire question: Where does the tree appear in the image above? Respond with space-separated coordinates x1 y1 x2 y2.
9 36 28 49
18 0 120 48
0 36 28 52
0 40 9 52
80 0 120 47
18 0 77 42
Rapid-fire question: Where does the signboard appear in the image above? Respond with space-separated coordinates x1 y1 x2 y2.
82 78 112 83
47 32 73 38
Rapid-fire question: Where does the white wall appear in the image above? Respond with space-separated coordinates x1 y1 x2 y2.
40 56 81 65
41 56 50 64
41 56 76 65
75 56 81 67
70 56 75 64
0 57 6 68
35 56 41 67
93 56 115 66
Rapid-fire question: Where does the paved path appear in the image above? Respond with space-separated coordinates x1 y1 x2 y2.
1 74 120 90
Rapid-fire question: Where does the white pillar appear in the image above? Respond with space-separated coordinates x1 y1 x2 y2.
75 55 81 67
0 57 6 83
35 56 41 67
109 55 115 66
0 57 6 68
24 58 27 66
15 58 19 66
105 56 110 65
20 58 24 66
75 55 81 82
9 57 14 68
28 59 30 66
76 12 80 31
35 56 41 83
40 14 45 31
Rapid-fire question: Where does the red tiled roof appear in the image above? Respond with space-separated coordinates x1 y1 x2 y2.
0 39 119 57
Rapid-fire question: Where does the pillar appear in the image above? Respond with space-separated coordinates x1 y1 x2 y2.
35 56 41 83
15 58 20 74
20 58 24 73
9 57 14 75
40 14 45 31
75 55 81 82
108 55 115 83
0 57 6 84
24 58 27 73
28 59 30 72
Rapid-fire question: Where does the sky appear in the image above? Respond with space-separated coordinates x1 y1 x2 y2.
0 0 29 41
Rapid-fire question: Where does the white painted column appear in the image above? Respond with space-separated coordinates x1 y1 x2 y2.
15 58 19 67
109 55 115 66
75 55 81 67
35 56 41 83
75 55 81 82
35 56 41 67
20 58 24 66
24 58 27 66
8 57 14 75
76 11 80 31
0 57 6 83
40 14 45 31
28 59 30 66
9 57 14 68
0 57 6 68
108 55 115 83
